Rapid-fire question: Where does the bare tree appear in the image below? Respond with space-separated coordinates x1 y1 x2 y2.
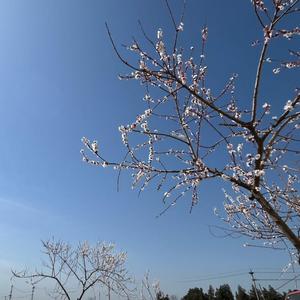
12 239 133 300
139 271 165 300
81 1 300 260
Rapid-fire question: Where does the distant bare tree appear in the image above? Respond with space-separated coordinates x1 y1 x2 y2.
12 239 132 300
81 1 300 260
139 271 166 300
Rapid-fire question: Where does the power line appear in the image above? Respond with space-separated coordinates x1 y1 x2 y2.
177 272 248 282
255 279 300 281
176 269 300 283
255 271 300 274
275 274 300 291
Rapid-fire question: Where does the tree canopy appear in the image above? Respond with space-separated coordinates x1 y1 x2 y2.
82 0 300 261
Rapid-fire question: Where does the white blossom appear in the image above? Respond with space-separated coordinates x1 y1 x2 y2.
262 103 271 114
254 169 265 177
177 22 184 31
284 100 293 112
157 28 163 39
202 27 208 41
91 140 99 153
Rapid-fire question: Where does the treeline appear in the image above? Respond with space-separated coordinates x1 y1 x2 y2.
157 284 286 300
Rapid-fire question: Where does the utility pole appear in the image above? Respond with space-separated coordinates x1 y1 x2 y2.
107 284 111 300
31 284 35 300
249 270 260 300
8 285 13 300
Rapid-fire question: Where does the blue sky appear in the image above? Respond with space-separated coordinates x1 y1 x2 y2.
0 0 299 299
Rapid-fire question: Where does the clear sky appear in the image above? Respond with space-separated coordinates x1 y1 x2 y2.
0 0 299 299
